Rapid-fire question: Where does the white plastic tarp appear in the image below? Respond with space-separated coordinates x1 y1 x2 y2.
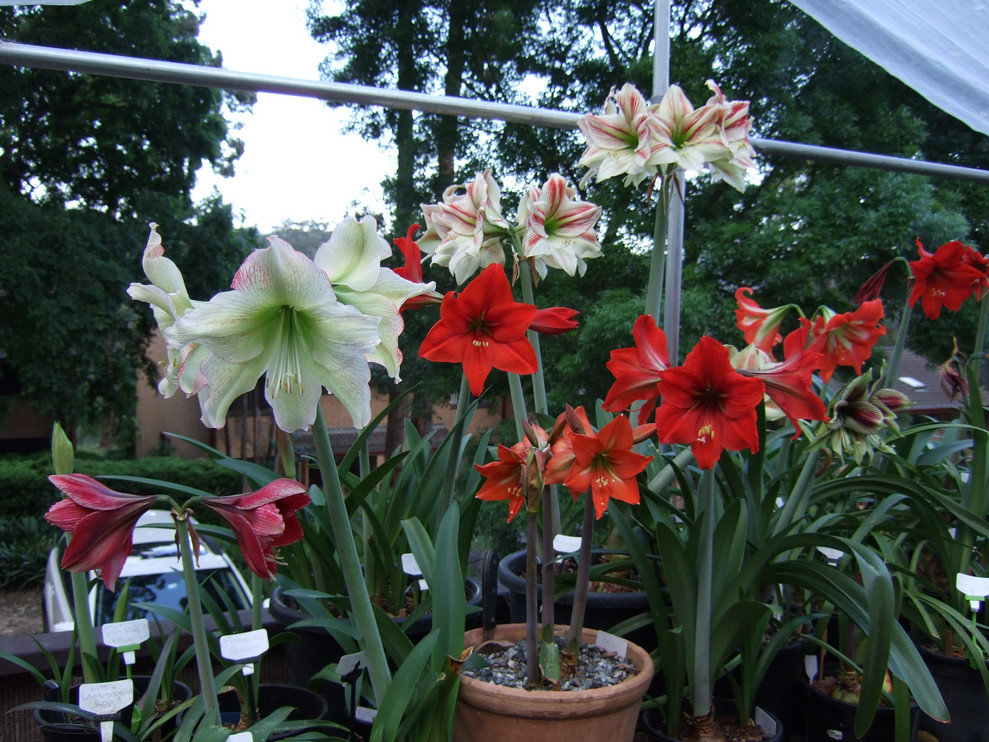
787 0 989 137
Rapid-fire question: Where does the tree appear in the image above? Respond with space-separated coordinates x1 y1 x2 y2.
0 1 258 448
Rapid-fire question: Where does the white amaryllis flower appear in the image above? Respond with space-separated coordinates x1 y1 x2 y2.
418 169 511 284
127 223 210 397
517 174 603 279
312 216 435 381
648 84 729 174
165 238 381 433
576 83 660 188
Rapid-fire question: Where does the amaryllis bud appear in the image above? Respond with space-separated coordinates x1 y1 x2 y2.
525 446 544 513
854 259 897 304
939 358 968 401
51 422 74 477
530 306 579 335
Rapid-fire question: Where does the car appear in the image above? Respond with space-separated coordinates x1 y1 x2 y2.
43 509 253 633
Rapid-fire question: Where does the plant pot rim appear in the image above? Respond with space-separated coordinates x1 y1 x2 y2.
497 549 649 608
458 623 654 717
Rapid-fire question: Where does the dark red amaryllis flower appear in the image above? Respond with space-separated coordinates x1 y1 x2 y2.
546 414 652 519
392 224 442 312
654 336 766 469
202 479 311 579
419 264 540 395
45 474 157 591
602 314 670 425
909 239 985 319
806 300 886 383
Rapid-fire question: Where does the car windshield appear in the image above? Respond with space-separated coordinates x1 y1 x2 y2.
93 568 250 626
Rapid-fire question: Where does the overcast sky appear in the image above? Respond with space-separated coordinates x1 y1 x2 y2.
190 0 392 234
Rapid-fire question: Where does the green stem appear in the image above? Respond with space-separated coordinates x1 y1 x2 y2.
566 493 596 653
441 372 471 510
973 293 989 361
313 405 392 705
692 468 716 718
644 184 669 324
251 573 263 631
508 373 528 441
176 517 218 724
540 485 555 634
69 570 98 683
525 512 540 686
884 293 913 387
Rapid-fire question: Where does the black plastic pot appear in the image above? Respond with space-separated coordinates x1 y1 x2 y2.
918 644 989 742
640 696 784 741
34 675 192 742
218 683 329 741
802 665 920 742
497 549 654 651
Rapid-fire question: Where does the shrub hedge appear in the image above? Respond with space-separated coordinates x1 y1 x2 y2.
0 453 244 518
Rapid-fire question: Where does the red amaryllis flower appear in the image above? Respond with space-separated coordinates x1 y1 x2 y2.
547 415 652 519
732 324 828 436
202 479 311 579
807 300 886 383
734 287 790 352
45 474 157 591
419 264 539 395
392 224 442 312
961 244 989 299
475 442 530 523
909 239 985 319
602 314 670 425
655 336 766 469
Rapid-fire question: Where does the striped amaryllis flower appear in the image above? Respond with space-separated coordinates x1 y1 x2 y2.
202 479 311 580
45 474 157 591
577 83 662 187
648 84 729 174
517 173 603 279
734 287 793 353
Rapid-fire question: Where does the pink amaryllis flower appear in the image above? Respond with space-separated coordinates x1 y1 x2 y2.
577 83 662 187
202 479 311 580
517 173 603 279
45 474 157 590
603 314 670 425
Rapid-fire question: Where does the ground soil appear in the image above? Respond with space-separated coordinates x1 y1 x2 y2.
0 586 45 636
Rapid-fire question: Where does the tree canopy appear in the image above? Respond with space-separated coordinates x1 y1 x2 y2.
0 0 259 448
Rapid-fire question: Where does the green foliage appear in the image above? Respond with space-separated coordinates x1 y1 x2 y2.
0 514 59 587
0 452 244 518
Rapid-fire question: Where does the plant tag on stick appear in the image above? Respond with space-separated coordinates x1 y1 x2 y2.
337 651 366 681
402 552 429 591
78 679 133 742
220 628 269 676
956 573 989 613
228 733 253 742
595 630 628 659
101 618 149 666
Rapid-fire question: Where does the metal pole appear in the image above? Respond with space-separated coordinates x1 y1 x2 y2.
1 41 988 184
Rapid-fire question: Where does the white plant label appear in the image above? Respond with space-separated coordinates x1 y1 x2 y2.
219 628 269 663
956 573 989 612
79 676 134 736
101 618 149 665
816 546 845 564
594 630 628 659
805 654 819 683
755 706 777 737
356 706 378 724
402 552 422 576
227 733 254 742
553 534 582 553
337 651 367 678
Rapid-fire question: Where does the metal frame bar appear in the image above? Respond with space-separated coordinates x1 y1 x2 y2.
2 40 988 184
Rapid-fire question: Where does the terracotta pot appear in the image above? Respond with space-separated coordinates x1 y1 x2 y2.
454 623 653 742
